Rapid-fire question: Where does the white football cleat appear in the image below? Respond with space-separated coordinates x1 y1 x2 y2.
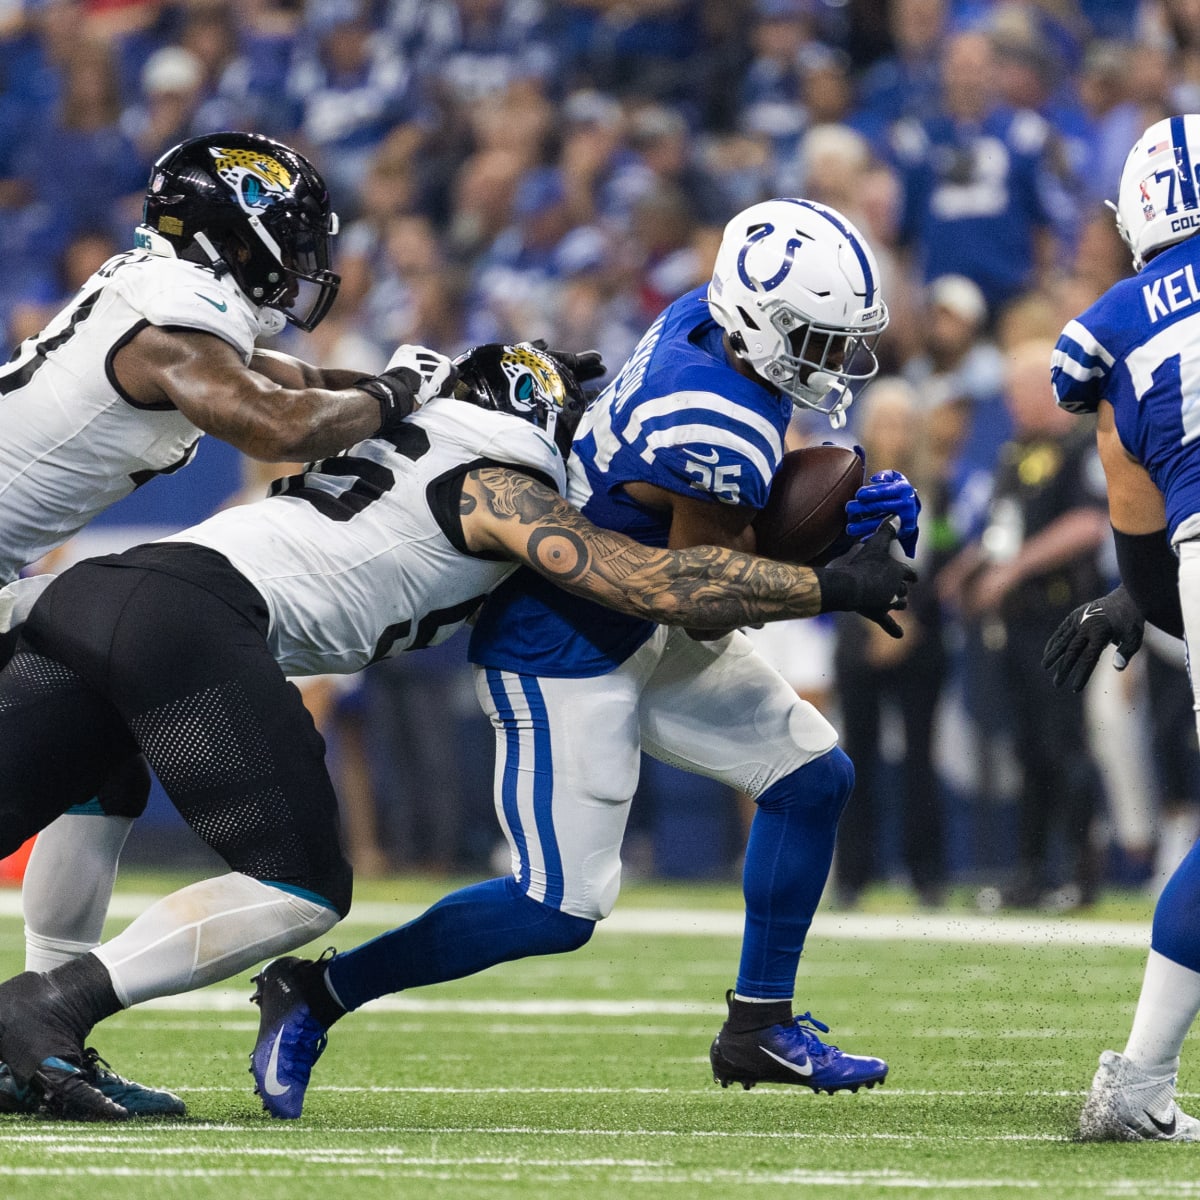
1078 1050 1200 1142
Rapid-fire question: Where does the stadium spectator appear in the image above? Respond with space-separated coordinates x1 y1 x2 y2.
411 0 558 110
739 0 830 162
902 275 1008 519
445 145 525 261
834 378 949 909
941 338 1109 910
468 164 577 343
854 0 946 147
120 45 207 162
283 0 422 215
889 29 1078 313
5 228 120 346
605 102 731 228
7 37 146 265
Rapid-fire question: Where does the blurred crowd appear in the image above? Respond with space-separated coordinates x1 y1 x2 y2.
4 0 1200 908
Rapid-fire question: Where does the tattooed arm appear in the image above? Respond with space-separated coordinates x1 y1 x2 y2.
459 467 916 632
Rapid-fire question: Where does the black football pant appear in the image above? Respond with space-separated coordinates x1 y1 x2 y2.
0 545 352 915
834 629 947 894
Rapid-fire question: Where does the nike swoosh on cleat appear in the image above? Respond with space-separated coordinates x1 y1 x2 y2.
760 1046 813 1077
263 1030 290 1097
1144 1108 1177 1137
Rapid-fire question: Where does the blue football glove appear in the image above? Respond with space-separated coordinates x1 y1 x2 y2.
845 469 921 557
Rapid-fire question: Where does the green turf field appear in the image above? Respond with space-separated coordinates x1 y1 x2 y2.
0 872 1195 1198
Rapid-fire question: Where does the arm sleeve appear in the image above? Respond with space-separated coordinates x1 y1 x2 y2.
1114 526 1185 638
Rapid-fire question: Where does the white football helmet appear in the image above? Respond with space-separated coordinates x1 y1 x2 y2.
707 197 888 428
1112 115 1200 271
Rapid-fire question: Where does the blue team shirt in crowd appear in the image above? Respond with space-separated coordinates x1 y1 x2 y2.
469 286 792 677
1052 237 1200 544
892 105 1075 312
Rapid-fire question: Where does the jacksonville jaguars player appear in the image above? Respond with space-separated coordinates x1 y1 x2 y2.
1043 114 1200 1142
0 130 456 1117
245 198 922 1117
0 342 914 1121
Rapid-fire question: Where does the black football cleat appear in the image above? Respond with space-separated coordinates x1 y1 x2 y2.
81 1048 184 1117
29 1057 130 1122
0 1061 31 1114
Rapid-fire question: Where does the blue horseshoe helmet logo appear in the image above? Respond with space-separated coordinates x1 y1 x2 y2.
737 223 805 292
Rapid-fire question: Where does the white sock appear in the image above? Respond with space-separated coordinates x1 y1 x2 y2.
92 872 340 1007
22 813 133 971
1123 949 1200 1077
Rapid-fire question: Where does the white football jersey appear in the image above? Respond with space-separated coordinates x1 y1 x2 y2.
0 248 260 583
171 396 567 676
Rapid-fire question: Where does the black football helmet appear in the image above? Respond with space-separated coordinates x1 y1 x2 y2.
453 342 591 456
140 131 340 331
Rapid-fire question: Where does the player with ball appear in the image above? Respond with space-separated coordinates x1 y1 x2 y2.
249 199 921 1117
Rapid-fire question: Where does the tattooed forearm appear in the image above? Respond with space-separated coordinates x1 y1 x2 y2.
467 467 826 628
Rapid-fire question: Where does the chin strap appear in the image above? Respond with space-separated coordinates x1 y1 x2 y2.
255 307 287 337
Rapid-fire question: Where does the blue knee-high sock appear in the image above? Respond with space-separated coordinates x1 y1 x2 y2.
325 875 594 1012
736 747 854 1000
1152 836 1200 972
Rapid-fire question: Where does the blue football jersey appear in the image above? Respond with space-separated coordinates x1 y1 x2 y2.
469 286 792 676
1052 238 1200 543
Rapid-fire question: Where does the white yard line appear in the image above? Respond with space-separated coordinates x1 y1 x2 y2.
0 891 1154 946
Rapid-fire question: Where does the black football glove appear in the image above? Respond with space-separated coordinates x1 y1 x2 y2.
359 345 458 437
813 518 918 638
1041 584 1145 692
528 339 606 384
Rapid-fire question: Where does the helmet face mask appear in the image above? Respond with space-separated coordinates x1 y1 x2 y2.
141 132 341 331
453 343 589 456
707 197 888 428
1113 115 1200 272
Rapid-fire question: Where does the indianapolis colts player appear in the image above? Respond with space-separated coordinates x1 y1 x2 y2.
1044 114 1200 1141
0 130 457 1117
244 199 922 1117
0 342 913 1121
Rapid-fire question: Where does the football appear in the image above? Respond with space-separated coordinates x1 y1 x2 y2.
752 444 865 565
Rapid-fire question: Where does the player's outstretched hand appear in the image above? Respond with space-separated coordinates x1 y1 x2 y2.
844 470 921 557
1041 585 1145 692
360 345 458 436
814 518 918 638
528 339 607 384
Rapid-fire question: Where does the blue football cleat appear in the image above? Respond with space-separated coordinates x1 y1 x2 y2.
710 992 888 1094
249 956 332 1119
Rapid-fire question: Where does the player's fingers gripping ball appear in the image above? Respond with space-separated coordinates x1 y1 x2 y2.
845 469 921 556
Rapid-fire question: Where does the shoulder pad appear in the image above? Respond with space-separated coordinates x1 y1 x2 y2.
111 257 260 363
